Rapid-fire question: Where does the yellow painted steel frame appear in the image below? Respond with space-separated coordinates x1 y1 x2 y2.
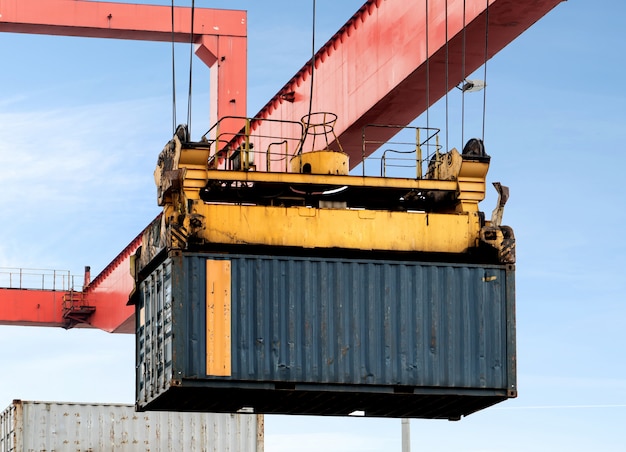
156 142 493 255
204 169 459 191
186 201 483 254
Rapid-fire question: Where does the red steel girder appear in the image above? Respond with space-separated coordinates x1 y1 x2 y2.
0 288 67 328
0 0 249 333
0 0 247 123
0 232 140 333
253 0 565 167
0 0 564 333
78 230 142 334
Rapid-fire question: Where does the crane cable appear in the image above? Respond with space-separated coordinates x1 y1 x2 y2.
300 0 317 155
444 0 449 154
170 0 177 135
482 0 489 141
461 0 467 147
460 0 490 146
308 0 316 121
169 1 196 138
425 0 430 136
445 0 450 152
186 0 196 137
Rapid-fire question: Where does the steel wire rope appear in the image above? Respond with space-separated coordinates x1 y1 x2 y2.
186 0 196 137
170 0 177 135
482 0 490 141
425 0 430 139
461 0 467 147
299 0 317 156
444 0 449 154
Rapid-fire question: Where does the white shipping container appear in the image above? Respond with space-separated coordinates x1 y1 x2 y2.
0 400 263 452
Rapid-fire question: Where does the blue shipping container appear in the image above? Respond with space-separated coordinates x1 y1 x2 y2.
135 252 516 420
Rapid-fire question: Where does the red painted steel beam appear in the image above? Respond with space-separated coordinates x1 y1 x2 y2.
0 0 563 333
0 281 134 332
0 288 67 328
0 1 249 333
80 230 143 334
0 228 142 332
0 0 247 125
252 0 565 168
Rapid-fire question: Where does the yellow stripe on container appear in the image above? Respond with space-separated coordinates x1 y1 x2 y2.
206 259 232 376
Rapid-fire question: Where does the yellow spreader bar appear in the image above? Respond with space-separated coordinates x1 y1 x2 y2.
205 169 458 191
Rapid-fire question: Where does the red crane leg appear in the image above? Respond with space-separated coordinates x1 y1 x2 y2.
252 0 565 167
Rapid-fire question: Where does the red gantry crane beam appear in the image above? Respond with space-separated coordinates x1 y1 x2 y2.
0 288 67 329
0 0 248 333
0 227 144 333
0 0 564 333
252 0 565 167
0 0 247 123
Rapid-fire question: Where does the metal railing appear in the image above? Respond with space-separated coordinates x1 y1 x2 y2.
199 116 444 179
0 267 83 291
359 124 442 179
202 116 305 173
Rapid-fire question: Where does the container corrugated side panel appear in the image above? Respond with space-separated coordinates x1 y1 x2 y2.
0 402 17 452
136 260 174 407
227 257 509 389
2 400 261 452
137 253 514 418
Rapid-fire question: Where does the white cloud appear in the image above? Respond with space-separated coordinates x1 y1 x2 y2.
0 96 168 272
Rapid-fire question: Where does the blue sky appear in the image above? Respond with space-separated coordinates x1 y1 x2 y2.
1 1 625 450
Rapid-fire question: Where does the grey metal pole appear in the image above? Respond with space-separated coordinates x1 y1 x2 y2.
402 418 411 452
